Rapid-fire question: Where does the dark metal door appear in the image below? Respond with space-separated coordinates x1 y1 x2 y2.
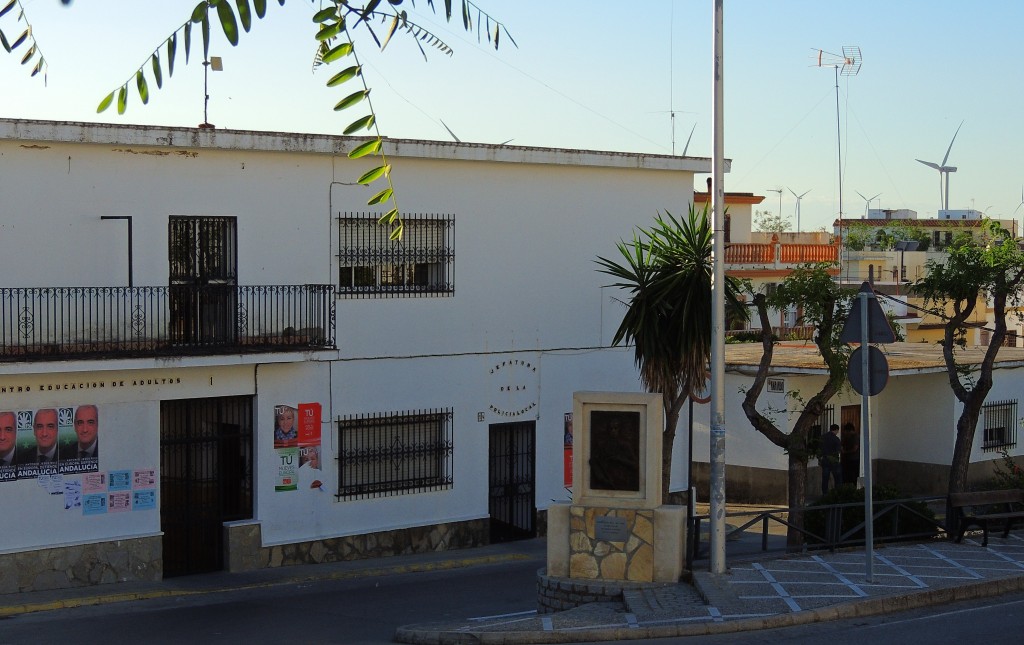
488 421 535 543
168 217 238 345
160 396 253 577
840 405 861 486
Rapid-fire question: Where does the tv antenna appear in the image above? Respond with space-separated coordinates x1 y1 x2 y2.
200 56 223 129
788 187 811 233
915 120 964 212
855 190 882 219
766 187 783 220
814 45 861 271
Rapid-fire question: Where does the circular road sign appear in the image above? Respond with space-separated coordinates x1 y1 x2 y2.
848 345 889 396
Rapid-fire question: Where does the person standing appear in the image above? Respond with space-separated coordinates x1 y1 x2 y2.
821 423 842 494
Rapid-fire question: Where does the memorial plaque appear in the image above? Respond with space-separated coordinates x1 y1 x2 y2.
588 410 641 491
594 516 629 542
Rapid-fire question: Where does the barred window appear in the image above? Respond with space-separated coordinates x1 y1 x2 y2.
982 399 1017 452
337 213 454 297
336 409 453 500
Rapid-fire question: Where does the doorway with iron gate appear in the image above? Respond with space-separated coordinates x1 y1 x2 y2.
488 421 536 543
840 405 861 486
160 396 253 577
168 216 238 345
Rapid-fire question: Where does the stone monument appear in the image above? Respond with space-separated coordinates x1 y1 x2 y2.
539 391 687 612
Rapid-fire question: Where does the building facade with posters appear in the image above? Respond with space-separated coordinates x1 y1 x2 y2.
0 118 712 592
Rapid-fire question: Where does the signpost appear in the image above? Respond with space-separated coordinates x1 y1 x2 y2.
839 282 896 582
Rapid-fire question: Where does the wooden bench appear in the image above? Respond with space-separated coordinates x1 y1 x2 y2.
949 489 1024 546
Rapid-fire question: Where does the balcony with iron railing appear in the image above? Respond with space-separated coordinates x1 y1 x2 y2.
0 284 335 362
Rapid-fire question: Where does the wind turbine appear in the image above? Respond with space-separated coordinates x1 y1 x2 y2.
916 120 964 212
789 188 811 233
855 190 881 219
1013 186 1024 216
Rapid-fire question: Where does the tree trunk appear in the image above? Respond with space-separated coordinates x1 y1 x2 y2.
786 447 809 548
661 393 685 505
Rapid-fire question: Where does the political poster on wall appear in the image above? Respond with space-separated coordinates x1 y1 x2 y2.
0 405 101 483
274 402 322 492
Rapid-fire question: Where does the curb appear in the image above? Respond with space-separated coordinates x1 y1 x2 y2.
393 573 1024 644
0 552 529 619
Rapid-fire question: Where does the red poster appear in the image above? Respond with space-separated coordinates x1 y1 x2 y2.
298 403 321 443
563 412 573 488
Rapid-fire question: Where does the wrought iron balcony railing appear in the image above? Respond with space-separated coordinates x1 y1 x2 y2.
0 284 335 361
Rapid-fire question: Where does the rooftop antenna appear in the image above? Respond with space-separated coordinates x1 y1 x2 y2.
788 187 811 233
916 120 964 211
200 55 223 129
766 187 783 221
815 45 862 273
681 123 696 156
855 190 882 219
669 2 676 154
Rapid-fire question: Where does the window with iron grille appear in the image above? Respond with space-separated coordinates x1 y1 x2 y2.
336 408 453 499
982 399 1017 452
337 213 454 297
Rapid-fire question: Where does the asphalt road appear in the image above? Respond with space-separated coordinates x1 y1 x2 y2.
0 556 543 645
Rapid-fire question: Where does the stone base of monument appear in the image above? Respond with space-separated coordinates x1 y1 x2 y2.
539 502 686 612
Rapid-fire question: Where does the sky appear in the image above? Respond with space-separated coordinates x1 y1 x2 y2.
4 1 1024 234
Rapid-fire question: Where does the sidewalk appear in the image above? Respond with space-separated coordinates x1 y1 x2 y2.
3 527 1024 644
395 530 1024 644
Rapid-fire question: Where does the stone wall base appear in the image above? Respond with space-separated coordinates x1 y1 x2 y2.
0 535 162 594
233 518 490 572
536 570 674 614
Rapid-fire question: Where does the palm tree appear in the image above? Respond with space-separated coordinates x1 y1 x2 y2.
596 205 747 500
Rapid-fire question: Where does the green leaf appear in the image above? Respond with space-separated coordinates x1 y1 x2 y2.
191 1 208 23
368 188 393 205
326 65 361 87
361 0 382 21
312 7 337 23
343 114 375 135
357 164 390 185
117 85 128 115
253 0 266 18
0 0 14 19
167 34 177 77
378 208 399 225
97 91 115 113
184 22 192 63
20 45 34 65
443 0 452 21
321 41 353 63
216 0 239 46
201 15 211 60
236 0 252 32
30 57 43 77
136 70 149 104
10 29 28 50
151 53 163 88
334 89 369 111
388 224 404 241
316 22 342 41
348 138 382 159
0 30 9 54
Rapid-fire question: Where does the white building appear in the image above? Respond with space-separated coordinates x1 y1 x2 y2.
0 118 713 592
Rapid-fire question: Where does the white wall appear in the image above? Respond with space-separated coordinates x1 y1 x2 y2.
0 365 255 553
